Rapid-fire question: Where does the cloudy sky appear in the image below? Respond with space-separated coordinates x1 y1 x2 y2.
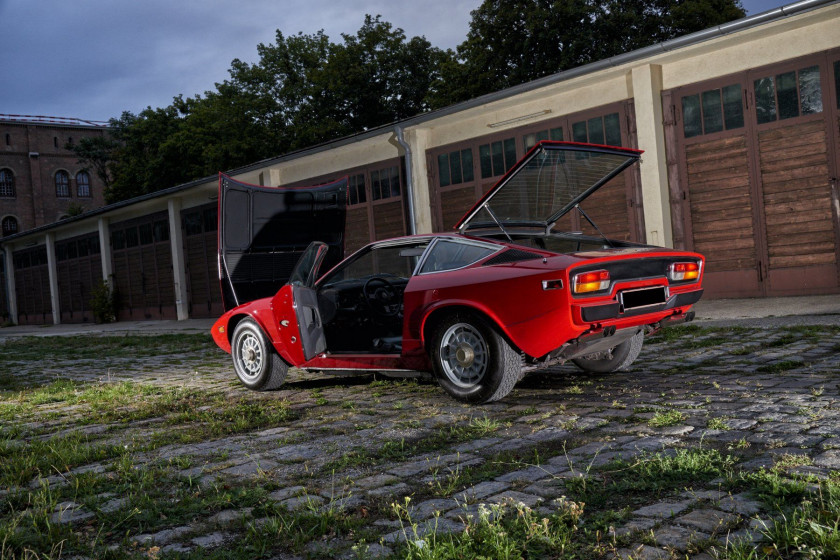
2 0 791 123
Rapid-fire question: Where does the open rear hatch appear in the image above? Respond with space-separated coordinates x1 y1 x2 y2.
218 173 347 310
456 141 642 234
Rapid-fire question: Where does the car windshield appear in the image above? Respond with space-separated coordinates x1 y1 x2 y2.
458 143 639 230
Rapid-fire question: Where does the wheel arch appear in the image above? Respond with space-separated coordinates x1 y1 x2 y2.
420 302 521 355
225 310 294 367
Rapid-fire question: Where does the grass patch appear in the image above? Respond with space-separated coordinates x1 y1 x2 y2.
391 496 583 559
648 409 687 428
756 360 804 373
719 471 840 559
323 416 501 472
565 448 735 510
0 333 213 365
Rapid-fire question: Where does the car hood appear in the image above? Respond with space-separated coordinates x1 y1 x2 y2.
218 173 347 310
455 141 642 232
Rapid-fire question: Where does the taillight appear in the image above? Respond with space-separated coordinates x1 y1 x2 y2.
573 270 610 294
668 261 700 282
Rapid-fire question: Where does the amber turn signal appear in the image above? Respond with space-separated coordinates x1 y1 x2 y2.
668 261 700 281
573 270 610 293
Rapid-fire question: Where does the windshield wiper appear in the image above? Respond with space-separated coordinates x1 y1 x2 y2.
575 204 614 248
484 204 513 242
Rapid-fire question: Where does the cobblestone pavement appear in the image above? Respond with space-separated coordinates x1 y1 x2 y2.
2 321 840 559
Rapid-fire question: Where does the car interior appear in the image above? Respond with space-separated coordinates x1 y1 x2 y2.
316 241 429 354
314 238 501 354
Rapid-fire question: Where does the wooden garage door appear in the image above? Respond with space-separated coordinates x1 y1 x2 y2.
667 51 840 297
182 204 224 318
111 213 176 320
56 233 102 323
12 246 51 325
427 101 644 241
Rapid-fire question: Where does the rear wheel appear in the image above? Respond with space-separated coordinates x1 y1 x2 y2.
231 318 288 391
572 329 644 373
430 313 521 404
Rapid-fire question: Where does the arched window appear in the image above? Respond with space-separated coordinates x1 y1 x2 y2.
2 216 18 237
0 168 14 197
55 170 70 197
76 171 91 197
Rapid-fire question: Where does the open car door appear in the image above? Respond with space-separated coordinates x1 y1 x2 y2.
285 241 330 361
218 173 348 310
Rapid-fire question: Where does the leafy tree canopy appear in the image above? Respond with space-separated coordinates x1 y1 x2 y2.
81 2 745 203
431 0 745 106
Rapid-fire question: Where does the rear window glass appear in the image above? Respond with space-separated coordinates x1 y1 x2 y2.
420 240 497 273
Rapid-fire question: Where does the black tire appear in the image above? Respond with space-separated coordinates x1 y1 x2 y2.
572 329 644 374
231 318 288 391
430 313 521 404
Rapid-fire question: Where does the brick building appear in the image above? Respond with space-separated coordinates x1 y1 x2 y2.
0 116 109 237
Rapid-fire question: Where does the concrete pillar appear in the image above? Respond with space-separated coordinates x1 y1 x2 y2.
3 247 18 324
168 198 190 320
631 64 673 248
45 233 60 325
98 217 113 282
258 169 282 187
404 127 434 234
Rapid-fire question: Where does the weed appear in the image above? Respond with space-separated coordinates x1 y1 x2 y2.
648 409 687 428
391 496 583 559
707 417 730 431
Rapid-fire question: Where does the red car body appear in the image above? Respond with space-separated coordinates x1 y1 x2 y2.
212 141 704 403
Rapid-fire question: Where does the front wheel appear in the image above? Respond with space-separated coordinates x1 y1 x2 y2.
572 329 644 374
430 313 521 404
231 318 288 391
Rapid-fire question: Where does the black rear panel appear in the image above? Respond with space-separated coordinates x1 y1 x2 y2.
572 258 684 282
219 174 347 310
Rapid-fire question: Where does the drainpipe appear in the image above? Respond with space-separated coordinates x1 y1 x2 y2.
393 125 417 235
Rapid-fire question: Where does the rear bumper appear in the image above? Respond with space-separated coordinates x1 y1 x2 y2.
578 289 703 322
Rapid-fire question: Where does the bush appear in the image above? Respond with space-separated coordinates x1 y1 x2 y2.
89 279 116 323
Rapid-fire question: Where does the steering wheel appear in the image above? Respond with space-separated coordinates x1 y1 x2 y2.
363 276 401 317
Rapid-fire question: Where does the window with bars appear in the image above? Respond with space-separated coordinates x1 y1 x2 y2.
437 148 474 187
55 171 70 197
76 171 91 197
523 127 563 152
56 236 101 261
2 216 18 237
348 173 366 205
0 168 14 197
479 138 516 179
754 65 822 125
370 166 401 201
183 208 217 236
571 113 622 146
681 84 744 138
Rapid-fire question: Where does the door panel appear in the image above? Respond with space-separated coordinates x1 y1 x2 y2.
292 285 326 360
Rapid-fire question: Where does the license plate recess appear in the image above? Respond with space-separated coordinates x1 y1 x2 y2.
620 286 667 312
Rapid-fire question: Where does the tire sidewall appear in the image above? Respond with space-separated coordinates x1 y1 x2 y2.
232 319 272 390
431 314 505 404
572 329 644 373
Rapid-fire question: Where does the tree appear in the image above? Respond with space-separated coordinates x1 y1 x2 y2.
100 17 449 203
429 0 746 106
67 135 118 191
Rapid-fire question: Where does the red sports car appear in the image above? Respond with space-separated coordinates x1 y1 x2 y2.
212 141 704 403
